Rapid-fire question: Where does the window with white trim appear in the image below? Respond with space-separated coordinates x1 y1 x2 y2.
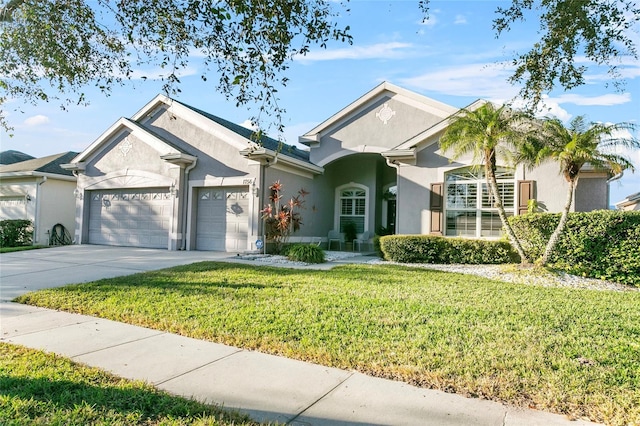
339 187 366 233
445 167 515 237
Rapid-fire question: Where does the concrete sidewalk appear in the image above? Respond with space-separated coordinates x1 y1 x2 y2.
0 246 601 425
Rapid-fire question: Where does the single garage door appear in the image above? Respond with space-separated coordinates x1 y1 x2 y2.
196 187 249 251
88 188 171 248
0 196 27 220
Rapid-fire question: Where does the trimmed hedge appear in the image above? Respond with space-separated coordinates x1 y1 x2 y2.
509 210 640 286
285 243 326 263
0 219 33 248
379 235 520 264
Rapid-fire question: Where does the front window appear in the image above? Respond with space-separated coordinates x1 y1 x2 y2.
339 187 366 233
445 167 514 237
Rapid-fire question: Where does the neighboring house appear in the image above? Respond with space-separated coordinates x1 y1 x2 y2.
0 152 78 244
64 82 611 251
615 192 640 211
0 150 35 165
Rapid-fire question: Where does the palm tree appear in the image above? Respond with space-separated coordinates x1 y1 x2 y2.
440 102 533 264
522 116 639 265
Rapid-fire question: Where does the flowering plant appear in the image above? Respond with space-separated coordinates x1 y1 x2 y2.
261 181 309 253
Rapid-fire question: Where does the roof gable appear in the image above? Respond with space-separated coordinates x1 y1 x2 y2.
300 81 458 144
391 99 487 152
131 94 310 163
176 102 310 162
70 117 188 165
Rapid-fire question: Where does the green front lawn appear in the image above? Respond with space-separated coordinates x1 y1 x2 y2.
0 343 257 425
0 245 47 253
15 262 640 425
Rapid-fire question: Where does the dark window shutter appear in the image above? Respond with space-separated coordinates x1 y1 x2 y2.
518 180 534 215
430 182 444 235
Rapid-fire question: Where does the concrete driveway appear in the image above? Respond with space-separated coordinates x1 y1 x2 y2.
0 245 230 302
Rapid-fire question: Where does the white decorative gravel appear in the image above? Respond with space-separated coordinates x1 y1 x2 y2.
238 251 637 292
367 260 637 292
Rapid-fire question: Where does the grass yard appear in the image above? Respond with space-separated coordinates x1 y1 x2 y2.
15 262 640 425
0 343 258 425
0 245 46 253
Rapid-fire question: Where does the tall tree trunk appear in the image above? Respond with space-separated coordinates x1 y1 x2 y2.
485 160 530 264
540 178 577 265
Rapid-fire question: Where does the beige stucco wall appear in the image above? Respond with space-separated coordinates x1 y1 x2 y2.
37 178 76 245
0 176 75 245
310 94 450 167
142 106 252 181
263 166 318 240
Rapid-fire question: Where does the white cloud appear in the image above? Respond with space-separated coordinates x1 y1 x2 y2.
294 42 414 62
239 119 259 131
454 14 467 25
552 93 632 106
24 115 50 126
400 62 519 100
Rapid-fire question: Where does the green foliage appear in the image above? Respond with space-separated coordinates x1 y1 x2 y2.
439 102 533 263
0 0 351 132
509 210 640 286
373 227 393 258
379 235 519 264
492 0 640 109
286 243 325 263
0 219 32 247
342 221 357 242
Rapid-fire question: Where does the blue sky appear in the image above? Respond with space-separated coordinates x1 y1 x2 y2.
1 0 638 204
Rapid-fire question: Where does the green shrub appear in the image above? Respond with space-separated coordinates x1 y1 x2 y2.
379 235 519 264
286 243 326 264
373 235 383 258
0 219 33 247
509 210 640 286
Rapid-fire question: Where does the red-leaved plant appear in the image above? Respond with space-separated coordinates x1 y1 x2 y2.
261 181 309 254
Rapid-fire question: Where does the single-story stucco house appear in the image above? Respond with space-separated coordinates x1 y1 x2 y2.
0 151 78 245
62 82 611 251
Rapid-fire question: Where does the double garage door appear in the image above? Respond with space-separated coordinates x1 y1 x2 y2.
88 188 171 249
87 186 249 251
196 187 249 251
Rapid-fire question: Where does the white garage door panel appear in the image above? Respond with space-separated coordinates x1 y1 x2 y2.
0 197 27 220
88 188 171 249
196 187 249 251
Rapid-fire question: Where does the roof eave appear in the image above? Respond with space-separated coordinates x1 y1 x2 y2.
381 148 416 165
160 153 198 166
240 148 323 175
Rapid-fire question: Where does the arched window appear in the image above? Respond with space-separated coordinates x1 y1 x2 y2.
336 184 368 233
445 167 515 237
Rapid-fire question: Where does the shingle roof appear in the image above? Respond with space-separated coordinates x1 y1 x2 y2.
0 150 35 165
175 101 310 162
0 152 79 177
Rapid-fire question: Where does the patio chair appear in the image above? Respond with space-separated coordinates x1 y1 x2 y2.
327 230 342 250
353 231 371 252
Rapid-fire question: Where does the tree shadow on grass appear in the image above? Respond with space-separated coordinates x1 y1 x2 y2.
0 374 251 424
